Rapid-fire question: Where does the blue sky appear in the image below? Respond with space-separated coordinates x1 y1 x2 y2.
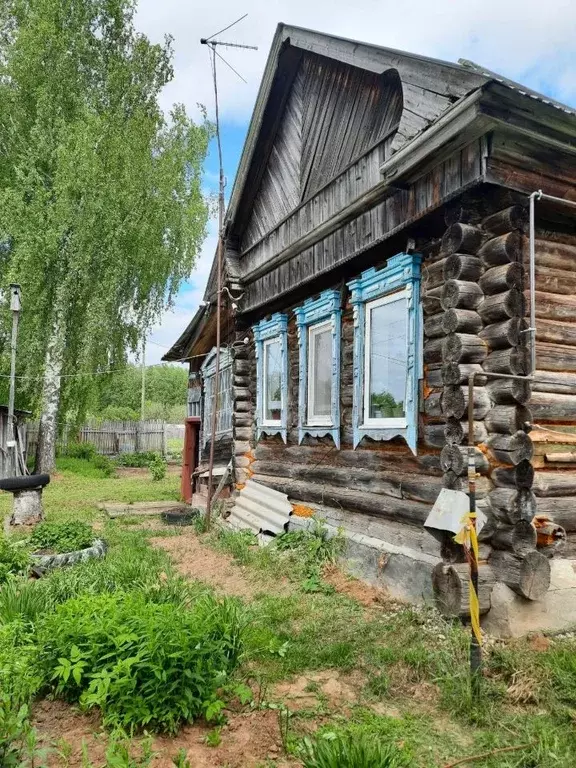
135 1 576 364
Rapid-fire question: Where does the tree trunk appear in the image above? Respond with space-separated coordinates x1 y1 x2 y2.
489 550 550 600
10 489 44 526
35 311 66 475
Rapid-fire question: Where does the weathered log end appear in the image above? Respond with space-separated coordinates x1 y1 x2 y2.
433 562 494 618
489 550 551 600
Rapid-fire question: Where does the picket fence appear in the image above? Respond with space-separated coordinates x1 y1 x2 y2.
26 419 170 458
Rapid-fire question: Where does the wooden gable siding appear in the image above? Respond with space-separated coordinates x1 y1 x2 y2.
241 139 484 313
242 52 403 251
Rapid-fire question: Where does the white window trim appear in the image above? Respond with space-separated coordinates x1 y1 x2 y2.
262 336 283 428
307 320 333 427
363 289 408 430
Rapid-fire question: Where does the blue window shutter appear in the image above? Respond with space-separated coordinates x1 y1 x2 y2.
294 290 342 448
347 253 422 454
253 313 289 443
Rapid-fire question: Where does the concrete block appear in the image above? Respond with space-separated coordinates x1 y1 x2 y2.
482 559 576 638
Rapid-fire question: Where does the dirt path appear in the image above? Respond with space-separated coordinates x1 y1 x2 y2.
149 529 289 600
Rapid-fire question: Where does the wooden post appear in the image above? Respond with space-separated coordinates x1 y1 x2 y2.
467 372 482 699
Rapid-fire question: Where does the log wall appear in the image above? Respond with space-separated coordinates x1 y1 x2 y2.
232 191 576 609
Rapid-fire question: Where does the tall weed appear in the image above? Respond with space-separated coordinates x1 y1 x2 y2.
36 591 246 733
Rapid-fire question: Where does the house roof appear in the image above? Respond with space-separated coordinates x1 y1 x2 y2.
0 404 31 417
166 23 576 358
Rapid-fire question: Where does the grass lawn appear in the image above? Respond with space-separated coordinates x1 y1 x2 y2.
2 461 576 767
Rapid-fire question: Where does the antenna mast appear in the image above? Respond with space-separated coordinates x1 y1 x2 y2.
201 16 256 529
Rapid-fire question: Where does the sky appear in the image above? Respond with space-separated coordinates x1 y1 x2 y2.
134 0 576 365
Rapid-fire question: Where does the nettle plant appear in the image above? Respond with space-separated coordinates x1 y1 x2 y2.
30 521 94 554
36 590 246 733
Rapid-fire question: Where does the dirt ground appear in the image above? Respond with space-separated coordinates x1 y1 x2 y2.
149 529 290 600
33 700 295 768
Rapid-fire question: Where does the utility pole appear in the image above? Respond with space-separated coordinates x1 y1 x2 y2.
7 284 22 477
201 15 256 529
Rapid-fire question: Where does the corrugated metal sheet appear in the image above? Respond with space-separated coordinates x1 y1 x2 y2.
227 480 292 536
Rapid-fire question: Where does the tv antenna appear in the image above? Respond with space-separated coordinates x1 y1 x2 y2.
200 15 257 529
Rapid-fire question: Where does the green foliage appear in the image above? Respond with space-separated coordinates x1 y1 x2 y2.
300 731 410 768
36 590 246 733
0 536 30 583
93 455 117 477
0 577 47 627
30 520 94 553
91 365 189 422
81 737 155 767
0 0 210 426
65 442 97 461
116 451 160 468
0 698 47 768
148 454 167 482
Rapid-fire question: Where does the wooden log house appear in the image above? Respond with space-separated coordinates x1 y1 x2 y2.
165 25 576 619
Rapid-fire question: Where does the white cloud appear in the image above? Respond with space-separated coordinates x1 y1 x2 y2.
135 0 576 123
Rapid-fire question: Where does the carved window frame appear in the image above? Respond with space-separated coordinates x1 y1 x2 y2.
253 313 288 443
294 290 342 448
347 252 422 454
200 347 233 448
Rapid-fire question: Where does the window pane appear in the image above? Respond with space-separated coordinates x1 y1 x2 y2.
368 296 407 419
265 339 282 421
311 326 332 417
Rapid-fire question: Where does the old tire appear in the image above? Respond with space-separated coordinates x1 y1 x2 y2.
31 538 108 570
0 474 50 492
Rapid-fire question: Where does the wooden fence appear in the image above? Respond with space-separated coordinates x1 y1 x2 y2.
26 420 169 458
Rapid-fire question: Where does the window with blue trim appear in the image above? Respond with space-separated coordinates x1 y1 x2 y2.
294 290 342 448
347 252 422 454
253 313 288 442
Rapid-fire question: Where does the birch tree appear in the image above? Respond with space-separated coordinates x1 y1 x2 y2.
0 0 210 472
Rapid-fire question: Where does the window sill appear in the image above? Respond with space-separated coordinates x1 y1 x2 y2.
353 423 417 454
299 425 340 449
258 425 287 443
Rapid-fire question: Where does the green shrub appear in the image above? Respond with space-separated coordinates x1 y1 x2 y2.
65 441 97 460
116 452 159 468
36 590 246 733
93 454 116 477
301 732 410 768
0 536 30 583
148 454 167 481
30 521 95 554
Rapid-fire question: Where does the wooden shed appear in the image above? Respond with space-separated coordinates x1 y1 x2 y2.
165 25 576 624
